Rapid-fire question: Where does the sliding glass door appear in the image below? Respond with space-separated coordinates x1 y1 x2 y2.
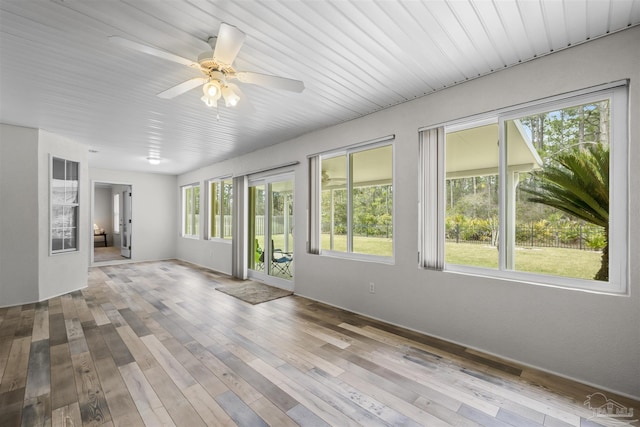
248 174 294 285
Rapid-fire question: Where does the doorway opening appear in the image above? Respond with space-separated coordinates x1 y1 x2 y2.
91 181 132 265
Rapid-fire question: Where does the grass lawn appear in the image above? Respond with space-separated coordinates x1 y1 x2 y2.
321 234 393 256
316 234 601 280
446 242 601 280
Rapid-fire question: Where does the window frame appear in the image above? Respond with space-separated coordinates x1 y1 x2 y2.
181 182 200 239
421 82 628 294
317 137 395 263
206 176 233 242
50 156 80 255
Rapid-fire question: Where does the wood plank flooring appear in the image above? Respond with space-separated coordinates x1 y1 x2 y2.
93 247 127 263
0 260 637 427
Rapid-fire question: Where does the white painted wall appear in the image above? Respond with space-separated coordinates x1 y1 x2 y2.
0 125 90 305
89 168 177 263
0 124 40 306
94 186 113 246
176 236 233 275
176 27 640 398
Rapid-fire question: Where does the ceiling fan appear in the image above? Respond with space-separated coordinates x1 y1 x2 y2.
109 23 304 110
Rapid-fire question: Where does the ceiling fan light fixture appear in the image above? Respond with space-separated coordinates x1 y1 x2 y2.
221 86 240 107
203 80 221 98
201 94 217 108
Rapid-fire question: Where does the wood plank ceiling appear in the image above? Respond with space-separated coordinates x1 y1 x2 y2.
1 0 639 174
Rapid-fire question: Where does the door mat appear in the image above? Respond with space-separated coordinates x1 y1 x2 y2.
216 281 292 305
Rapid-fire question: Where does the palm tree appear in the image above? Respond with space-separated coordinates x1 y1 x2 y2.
520 144 609 281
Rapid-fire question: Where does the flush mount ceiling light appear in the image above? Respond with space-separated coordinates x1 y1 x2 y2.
109 22 305 112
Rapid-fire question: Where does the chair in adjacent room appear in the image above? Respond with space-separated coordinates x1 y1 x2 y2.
270 239 293 278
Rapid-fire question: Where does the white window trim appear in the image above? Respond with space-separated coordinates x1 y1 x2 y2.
316 137 396 263
206 176 233 242
421 82 628 294
181 182 200 239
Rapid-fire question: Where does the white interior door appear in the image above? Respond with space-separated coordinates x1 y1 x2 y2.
121 189 132 258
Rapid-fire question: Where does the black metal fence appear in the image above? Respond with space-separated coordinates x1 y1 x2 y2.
446 222 605 250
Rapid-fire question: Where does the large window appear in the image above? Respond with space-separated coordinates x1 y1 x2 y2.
319 140 393 259
445 122 500 269
207 178 233 240
181 183 200 238
51 157 79 253
421 83 628 293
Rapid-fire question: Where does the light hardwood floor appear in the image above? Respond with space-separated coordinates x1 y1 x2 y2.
0 260 637 427
93 246 127 263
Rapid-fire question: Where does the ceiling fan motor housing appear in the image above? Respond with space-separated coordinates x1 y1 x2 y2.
198 51 235 78
198 36 226 70
197 51 219 70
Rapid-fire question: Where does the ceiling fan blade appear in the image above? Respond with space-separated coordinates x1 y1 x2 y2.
213 23 246 66
109 36 199 68
236 72 305 93
157 77 206 99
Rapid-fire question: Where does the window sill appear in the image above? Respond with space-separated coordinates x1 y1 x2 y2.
181 235 200 240
321 250 395 265
442 264 627 296
51 249 79 256
206 238 232 244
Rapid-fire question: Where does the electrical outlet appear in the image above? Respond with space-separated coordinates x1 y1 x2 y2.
369 282 375 293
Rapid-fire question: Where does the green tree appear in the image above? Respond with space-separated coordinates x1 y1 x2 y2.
520 101 609 162
519 144 609 281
